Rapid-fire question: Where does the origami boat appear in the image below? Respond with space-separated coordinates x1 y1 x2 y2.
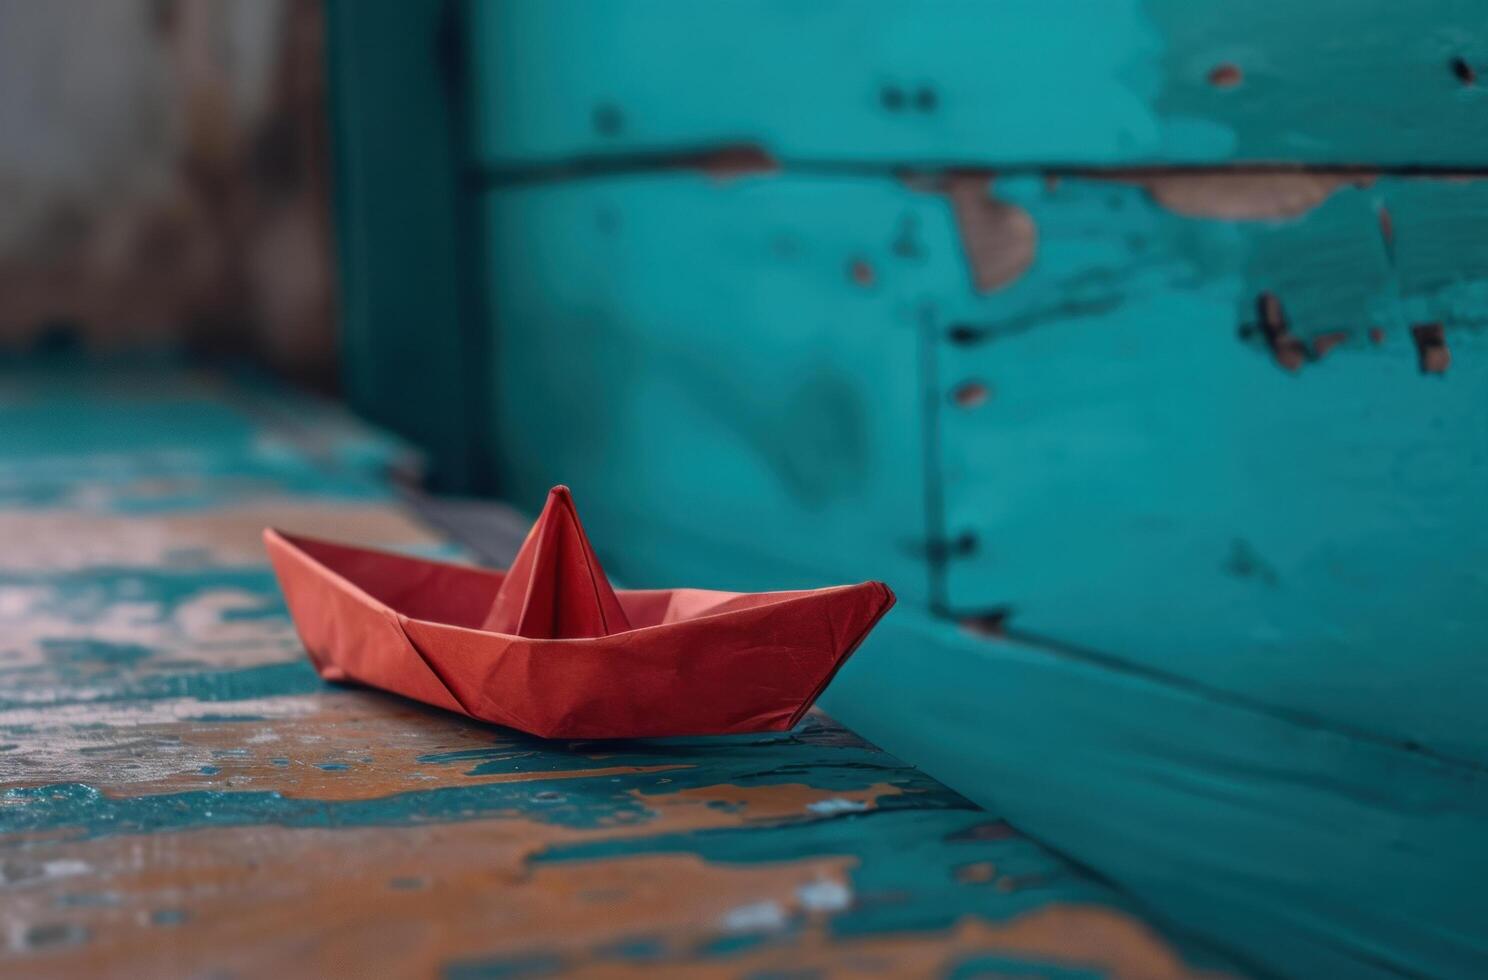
264 486 895 739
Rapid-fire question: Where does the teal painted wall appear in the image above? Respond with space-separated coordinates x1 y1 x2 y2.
330 4 1488 976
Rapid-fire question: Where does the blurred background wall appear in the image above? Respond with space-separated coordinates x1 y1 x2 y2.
0 0 335 386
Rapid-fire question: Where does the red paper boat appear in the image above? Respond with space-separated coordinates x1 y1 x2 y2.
264 486 895 738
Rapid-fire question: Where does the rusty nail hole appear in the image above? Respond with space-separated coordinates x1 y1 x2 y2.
1411 323 1450 374
946 820 1016 842
848 258 875 287
1451 57 1476 85
880 85 905 111
947 324 982 345
591 104 624 137
955 861 998 883
915 87 938 112
1208 63 1242 88
1311 331 1348 360
959 608 1011 637
1369 327 1385 346
951 380 990 408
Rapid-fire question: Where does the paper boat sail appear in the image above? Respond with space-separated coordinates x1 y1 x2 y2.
264 486 895 739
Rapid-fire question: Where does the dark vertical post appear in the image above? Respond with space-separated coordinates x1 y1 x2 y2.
324 0 489 491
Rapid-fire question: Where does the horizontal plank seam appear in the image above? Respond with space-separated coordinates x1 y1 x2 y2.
986 622 1488 776
467 154 1488 188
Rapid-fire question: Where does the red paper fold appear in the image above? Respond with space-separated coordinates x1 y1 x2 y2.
481 485 630 637
264 486 895 739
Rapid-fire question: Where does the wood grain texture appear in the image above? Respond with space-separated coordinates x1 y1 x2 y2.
0 362 1217 979
466 0 1488 168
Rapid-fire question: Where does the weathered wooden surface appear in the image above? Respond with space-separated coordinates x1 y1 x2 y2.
467 0 1488 169
0 361 1219 978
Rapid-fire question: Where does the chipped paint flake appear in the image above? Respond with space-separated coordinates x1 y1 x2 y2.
1124 172 1375 220
944 173 1037 292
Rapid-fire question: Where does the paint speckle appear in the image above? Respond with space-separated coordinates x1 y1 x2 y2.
20 922 90 949
721 900 787 933
591 104 624 137
198 765 220 775
946 820 1017 842
806 798 870 816
1311 331 1349 360
316 762 349 771
1451 56 1476 85
959 610 1010 638
388 876 428 891
150 908 189 926
1208 63 1242 88
1223 539 1280 587
43 859 92 880
955 861 999 884
892 214 923 259
951 381 990 408
848 258 876 287
796 878 852 912
54 892 120 909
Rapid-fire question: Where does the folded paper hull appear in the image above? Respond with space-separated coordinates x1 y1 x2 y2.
264 529 895 739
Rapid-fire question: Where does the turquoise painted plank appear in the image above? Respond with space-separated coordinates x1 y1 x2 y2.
822 609 1488 980
482 173 935 601
934 175 1488 767
468 0 1488 168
